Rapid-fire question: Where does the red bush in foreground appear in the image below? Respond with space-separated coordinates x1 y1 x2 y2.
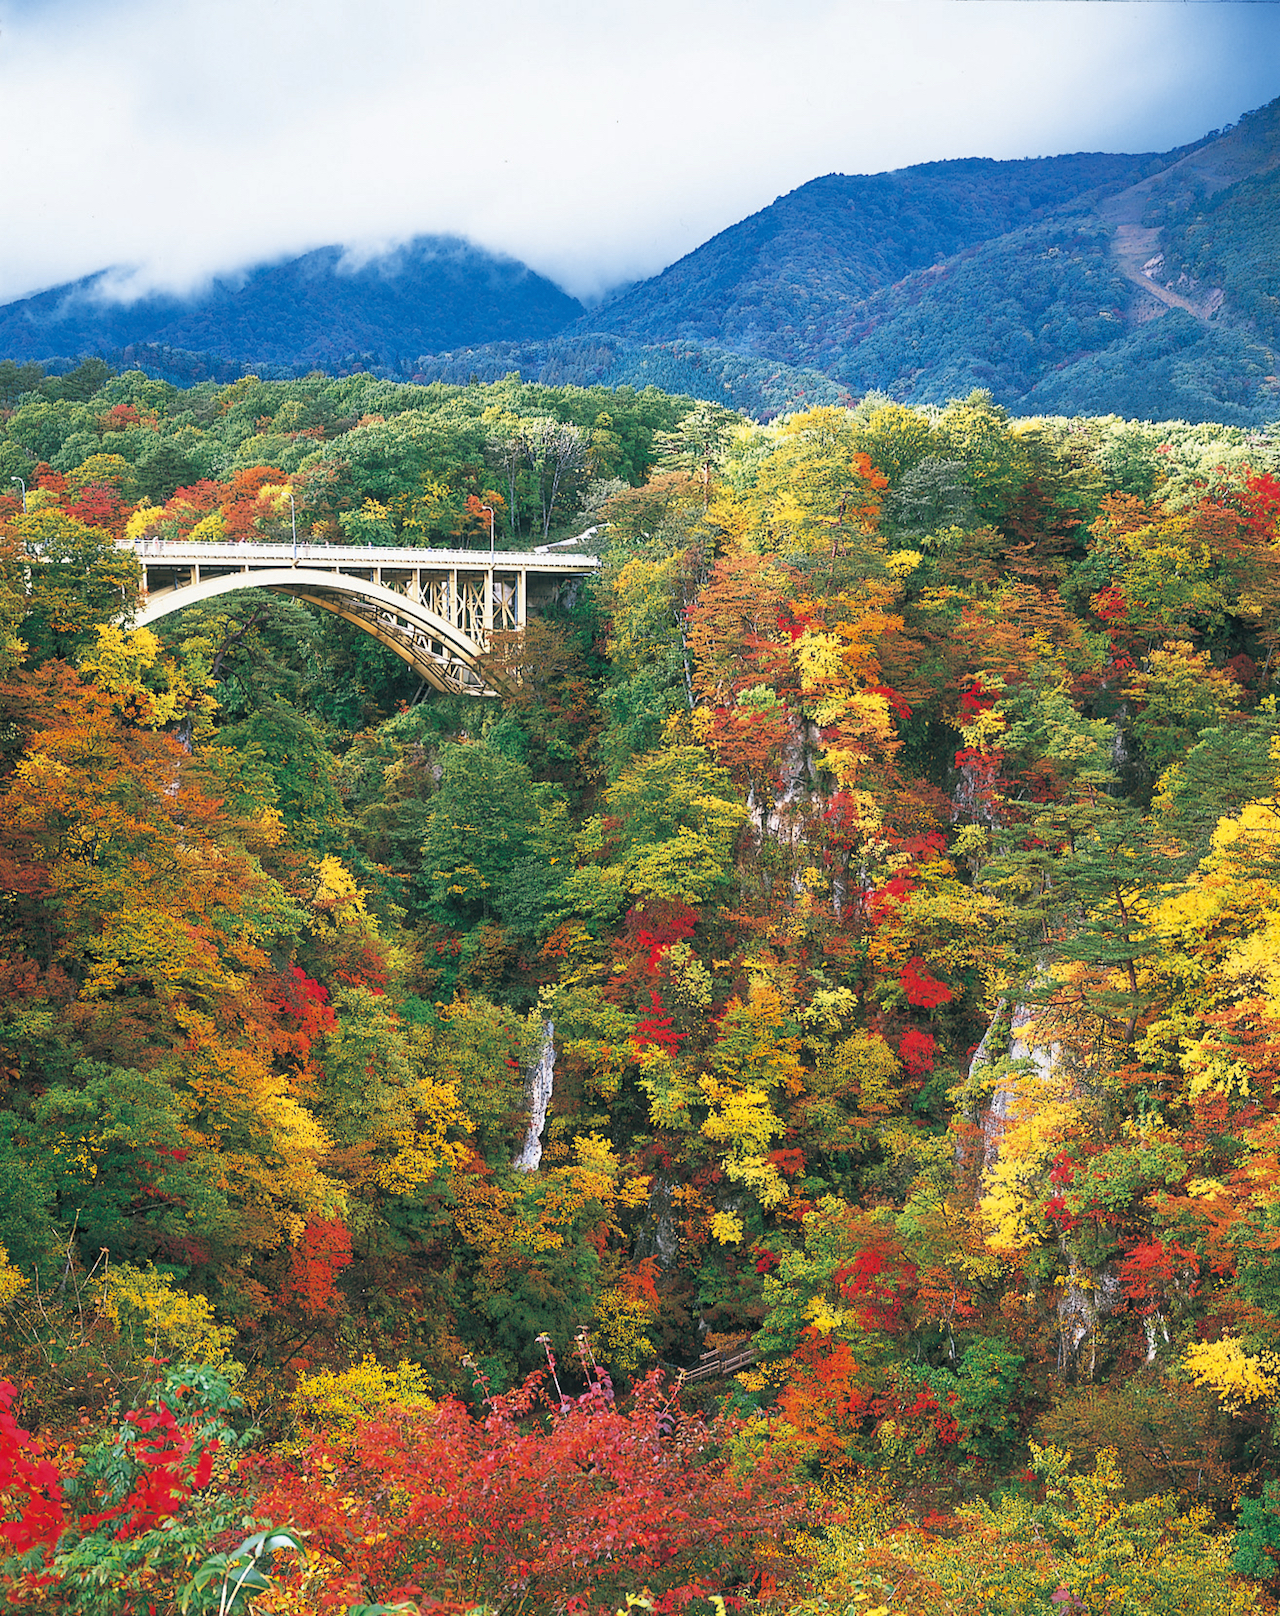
248 1349 809 1613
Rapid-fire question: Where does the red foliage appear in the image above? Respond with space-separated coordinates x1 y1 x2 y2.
0 1382 219 1582
266 964 337 1066
866 872 916 927
331 941 390 995
281 1217 353 1320
872 683 912 721
220 466 288 539
66 484 126 536
99 403 148 433
81 1406 216 1537
768 1147 807 1179
1117 1238 1200 1316
1237 471 1280 543
833 1242 916 1335
0 1382 65 1555
632 990 686 1055
958 680 996 718
899 1028 936 1076
632 902 698 973
780 1337 958 1465
1090 585 1129 625
619 1258 662 1309
899 957 953 1009
246 1354 807 1613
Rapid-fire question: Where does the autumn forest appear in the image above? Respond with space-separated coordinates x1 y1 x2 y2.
4 361 1280 1612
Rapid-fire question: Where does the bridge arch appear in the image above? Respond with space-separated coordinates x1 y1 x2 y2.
134 569 497 696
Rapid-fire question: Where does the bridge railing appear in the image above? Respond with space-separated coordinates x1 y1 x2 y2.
128 538 599 570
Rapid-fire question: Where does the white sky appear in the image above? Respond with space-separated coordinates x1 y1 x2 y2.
1 0 1278 307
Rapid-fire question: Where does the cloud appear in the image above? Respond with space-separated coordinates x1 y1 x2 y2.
0 0 1278 306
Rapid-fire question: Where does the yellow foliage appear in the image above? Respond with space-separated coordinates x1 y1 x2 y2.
573 1131 620 1181
794 629 845 703
826 1031 901 1111
592 1285 657 1374
710 1210 745 1245
699 1079 787 1209
700 1079 785 1155
1183 1335 1280 1414
800 986 859 1042
77 623 192 728
291 1355 434 1430
980 1076 1080 1253
373 1071 471 1195
188 511 227 542
635 1044 699 1130
96 1263 236 1365
311 855 371 929
728 1153 789 1210
0 1244 25 1309
805 1295 847 1335
125 502 159 540
710 977 805 1094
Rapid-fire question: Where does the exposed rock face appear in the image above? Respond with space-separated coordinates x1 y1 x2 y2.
971 1000 1123 1377
634 1174 679 1269
968 1000 1010 1168
512 1020 555 1173
1058 1264 1124 1379
971 1000 1061 1166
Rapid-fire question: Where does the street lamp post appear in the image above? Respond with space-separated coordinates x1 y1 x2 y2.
289 490 298 564
10 476 25 515
480 504 495 557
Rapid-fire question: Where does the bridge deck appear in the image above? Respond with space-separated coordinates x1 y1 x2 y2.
129 538 601 572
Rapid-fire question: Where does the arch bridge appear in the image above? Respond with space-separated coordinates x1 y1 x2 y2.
130 539 600 696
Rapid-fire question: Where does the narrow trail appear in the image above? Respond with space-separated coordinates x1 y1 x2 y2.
1098 186 1223 323
1088 104 1280 326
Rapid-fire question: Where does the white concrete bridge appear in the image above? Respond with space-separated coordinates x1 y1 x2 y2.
130 539 600 696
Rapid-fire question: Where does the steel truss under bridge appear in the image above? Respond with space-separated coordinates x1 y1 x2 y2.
128 540 601 696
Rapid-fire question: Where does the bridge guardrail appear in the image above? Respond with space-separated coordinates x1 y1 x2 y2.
127 539 600 569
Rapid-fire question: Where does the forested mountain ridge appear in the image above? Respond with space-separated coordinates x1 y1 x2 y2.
0 236 584 372
579 149 1171 351
7 366 1280 1607
5 103 1280 427
579 97 1280 425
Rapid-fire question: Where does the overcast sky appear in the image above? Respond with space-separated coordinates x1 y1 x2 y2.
1 0 1278 308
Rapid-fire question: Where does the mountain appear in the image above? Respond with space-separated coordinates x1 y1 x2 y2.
577 150 1168 355
573 98 1280 423
3 100 1279 423
0 236 583 370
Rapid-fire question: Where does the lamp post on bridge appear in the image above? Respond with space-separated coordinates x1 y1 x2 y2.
480 504 495 557
289 490 298 565
10 477 25 515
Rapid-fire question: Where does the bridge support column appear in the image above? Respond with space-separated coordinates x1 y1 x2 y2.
517 569 527 629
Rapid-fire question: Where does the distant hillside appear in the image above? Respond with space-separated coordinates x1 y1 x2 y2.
0 237 583 370
574 100 1280 424
4 102 1279 425
404 334 848 418
579 150 1167 355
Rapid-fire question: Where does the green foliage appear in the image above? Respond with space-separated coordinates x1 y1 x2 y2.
416 742 566 926
1233 1480 1280 1580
